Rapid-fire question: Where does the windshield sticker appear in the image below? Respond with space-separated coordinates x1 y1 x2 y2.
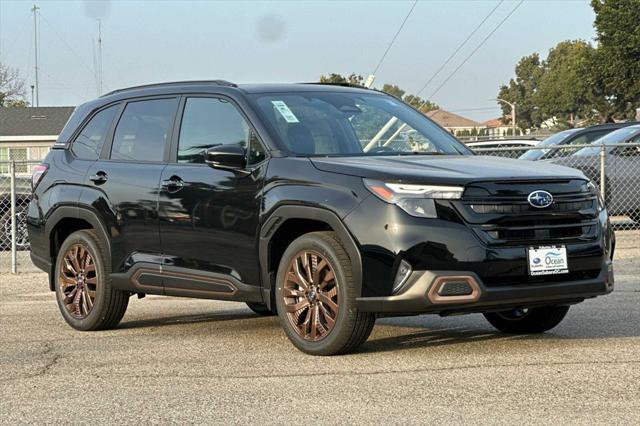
271 100 300 123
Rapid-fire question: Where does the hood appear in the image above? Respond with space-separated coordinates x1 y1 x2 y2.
310 155 587 184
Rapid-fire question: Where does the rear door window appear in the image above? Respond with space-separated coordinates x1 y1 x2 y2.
72 104 119 160
111 98 178 162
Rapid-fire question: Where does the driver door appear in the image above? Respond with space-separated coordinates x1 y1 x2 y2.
157 96 268 292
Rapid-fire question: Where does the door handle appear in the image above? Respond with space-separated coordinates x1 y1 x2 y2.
161 176 184 190
89 171 108 184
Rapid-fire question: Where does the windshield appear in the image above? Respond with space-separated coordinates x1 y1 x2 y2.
574 126 640 156
519 129 580 160
248 92 471 156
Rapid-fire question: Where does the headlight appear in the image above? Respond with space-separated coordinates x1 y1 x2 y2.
587 181 605 211
363 179 464 218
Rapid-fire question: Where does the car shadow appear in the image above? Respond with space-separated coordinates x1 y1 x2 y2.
117 310 263 330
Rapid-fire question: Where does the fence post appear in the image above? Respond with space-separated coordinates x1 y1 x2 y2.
599 144 606 199
10 160 17 274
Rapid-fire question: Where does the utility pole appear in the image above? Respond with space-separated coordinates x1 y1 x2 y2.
31 4 40 106
30 85 35 106
97 20 103 95
495 98 517 136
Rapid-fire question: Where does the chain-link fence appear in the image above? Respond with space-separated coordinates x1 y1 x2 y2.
1 146 639 273
473 143 640 234
0 161 41 274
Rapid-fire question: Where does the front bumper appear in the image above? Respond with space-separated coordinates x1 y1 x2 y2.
356 260 614 314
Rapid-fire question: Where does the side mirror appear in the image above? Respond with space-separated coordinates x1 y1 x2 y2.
205 145 246 171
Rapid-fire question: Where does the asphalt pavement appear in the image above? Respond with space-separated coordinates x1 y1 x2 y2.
1 231 639 424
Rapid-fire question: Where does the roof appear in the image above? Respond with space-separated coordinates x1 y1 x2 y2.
483 118 509 128
0 107 75 137
101 81 374 99
426 109 480 128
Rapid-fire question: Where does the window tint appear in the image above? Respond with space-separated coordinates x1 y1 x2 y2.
111 98 177 162
72 105 118 160
178 97 260 164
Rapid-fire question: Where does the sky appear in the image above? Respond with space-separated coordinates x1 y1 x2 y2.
0 0 597 122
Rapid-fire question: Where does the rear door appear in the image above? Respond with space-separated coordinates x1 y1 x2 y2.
83 97 179 274
158 95 268 292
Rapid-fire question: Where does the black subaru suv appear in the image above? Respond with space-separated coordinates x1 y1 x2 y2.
27 81 615 355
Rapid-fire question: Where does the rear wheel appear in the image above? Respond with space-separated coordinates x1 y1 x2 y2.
54 230 129 331
484 305 570 334
275 231 375 355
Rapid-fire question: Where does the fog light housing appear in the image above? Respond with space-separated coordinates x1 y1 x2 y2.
393 260 412 293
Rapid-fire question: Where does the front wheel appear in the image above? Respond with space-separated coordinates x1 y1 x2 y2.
275 231 375 355
484 305 570 334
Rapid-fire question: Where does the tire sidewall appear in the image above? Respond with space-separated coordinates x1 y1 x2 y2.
275 234 352 354
54 231 108 331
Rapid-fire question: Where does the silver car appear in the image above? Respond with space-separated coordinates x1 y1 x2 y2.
550 124 640 223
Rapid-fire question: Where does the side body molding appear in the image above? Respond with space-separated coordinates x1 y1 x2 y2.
258 205 362 309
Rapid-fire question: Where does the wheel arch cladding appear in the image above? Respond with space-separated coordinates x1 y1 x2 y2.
46 206 111 291
259 205 363 309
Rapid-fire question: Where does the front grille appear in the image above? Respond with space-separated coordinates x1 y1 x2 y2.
456 181 599 246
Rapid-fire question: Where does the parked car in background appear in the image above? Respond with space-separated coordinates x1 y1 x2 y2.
0 174 31 251
549 124 640 223
467 139 539 158
520 122 637 161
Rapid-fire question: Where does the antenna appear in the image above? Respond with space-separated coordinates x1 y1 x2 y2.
31 4 40 106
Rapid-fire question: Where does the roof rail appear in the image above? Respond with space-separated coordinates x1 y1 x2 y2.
301 82 369 89
101 80 237 97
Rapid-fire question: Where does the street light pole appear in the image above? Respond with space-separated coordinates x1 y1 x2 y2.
496 98 517 136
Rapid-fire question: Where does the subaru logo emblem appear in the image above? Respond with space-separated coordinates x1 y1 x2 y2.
528 190 553 208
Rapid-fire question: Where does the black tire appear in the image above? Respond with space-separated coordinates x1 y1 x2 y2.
275 231 375 356
484 305 570 334
246 302 276 316
54 230 129 331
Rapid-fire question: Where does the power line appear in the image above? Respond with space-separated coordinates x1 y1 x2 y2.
415 0 504 96
37 10 96 80
371 0 418 76
426 0 525 101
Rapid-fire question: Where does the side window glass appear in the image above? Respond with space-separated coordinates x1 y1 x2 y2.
111 98 177 162
582 130 610 144
72 105 118 160
178 97 264 164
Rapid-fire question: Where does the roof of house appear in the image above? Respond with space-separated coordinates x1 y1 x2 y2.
426 109 480 128
482 118 509 128
0 107 75 137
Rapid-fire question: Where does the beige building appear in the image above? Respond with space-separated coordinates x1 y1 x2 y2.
0 107 74 174
482 118 513 138
426 109 483 136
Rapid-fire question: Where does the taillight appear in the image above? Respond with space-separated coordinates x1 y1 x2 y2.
32 163 48 190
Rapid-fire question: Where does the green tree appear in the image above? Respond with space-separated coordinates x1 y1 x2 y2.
0 62 28 107
403 94 439 113
536 40 594 125
591 0 640 120
497 54 544 131
319 73 364 85
381 84 405 99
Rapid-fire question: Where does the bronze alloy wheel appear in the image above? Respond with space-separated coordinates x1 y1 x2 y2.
283 250 339 341
58 244 98 319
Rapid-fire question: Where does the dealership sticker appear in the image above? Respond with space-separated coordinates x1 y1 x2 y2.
271 100 300 123
528 245 569 276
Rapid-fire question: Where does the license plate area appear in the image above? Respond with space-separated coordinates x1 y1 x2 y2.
528 245 569 276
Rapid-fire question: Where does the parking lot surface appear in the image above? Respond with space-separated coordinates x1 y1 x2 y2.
1 231 639 424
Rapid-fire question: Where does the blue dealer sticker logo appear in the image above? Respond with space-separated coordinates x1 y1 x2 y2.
528 190 553 208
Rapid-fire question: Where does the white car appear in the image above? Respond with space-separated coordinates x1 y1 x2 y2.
467 139 539 158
